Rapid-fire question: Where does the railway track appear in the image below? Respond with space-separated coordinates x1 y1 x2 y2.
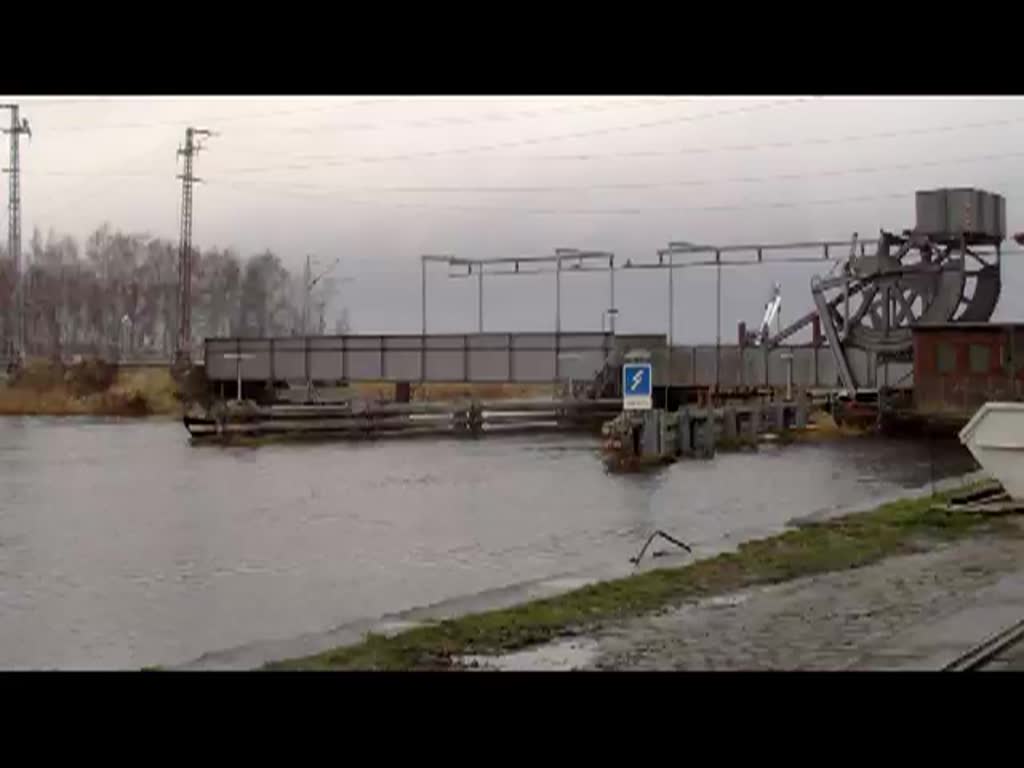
942 617 1024 671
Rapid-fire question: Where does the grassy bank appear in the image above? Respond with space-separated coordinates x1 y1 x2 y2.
0 359 180 417
269 480 1012 670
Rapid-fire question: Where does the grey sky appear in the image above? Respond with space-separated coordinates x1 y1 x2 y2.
4 96 1024 339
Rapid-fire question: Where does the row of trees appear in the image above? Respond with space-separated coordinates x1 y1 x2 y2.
0 225 348 361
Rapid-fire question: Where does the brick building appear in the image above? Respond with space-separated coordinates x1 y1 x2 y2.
912 322 1024 420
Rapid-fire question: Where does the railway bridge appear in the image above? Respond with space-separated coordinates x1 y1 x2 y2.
198 329 881 405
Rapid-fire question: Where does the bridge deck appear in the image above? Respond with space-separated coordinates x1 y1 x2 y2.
202 332 914 391
204 333 663 385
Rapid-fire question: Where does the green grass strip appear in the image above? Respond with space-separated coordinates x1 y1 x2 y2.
268 481 1006 671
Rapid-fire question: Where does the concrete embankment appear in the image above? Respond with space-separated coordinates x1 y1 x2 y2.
262 473 1021 671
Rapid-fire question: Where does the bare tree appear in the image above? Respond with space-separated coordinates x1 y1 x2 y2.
5 224 304 362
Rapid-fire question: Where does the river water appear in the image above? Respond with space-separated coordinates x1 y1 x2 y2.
0 417 977 669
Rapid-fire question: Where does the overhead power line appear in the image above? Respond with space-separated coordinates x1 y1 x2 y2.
26 142 1024 186
27 109 1024 184
284 98 686 136
25 142 172 225
23 101 390 133
524 114 1024 162
207 148 1024 195
28 170 170 178
21 97 397 108
217 98 815 174
26 97 683 135
203 181 1024 217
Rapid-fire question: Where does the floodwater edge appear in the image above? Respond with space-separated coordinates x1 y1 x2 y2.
263 476 1014 671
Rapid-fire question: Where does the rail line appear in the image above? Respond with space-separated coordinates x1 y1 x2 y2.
942 616 1024 671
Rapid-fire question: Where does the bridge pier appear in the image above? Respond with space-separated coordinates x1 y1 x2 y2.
601 399 809 469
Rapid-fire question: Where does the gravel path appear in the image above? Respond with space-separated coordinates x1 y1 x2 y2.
468 521 1024 671
593 525 1024 670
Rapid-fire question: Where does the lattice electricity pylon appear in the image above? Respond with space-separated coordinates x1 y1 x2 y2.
2 104 31 364
174 126 213 369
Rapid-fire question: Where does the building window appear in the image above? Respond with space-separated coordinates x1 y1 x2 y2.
1013 332 1024 371
936 342 957 374
969 344 991 374
1003 333 1024 372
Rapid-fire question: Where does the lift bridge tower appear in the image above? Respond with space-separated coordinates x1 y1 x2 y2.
807 188 1005 392
659 187 1005 395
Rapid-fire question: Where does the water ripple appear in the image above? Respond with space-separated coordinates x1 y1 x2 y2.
0 419 976 669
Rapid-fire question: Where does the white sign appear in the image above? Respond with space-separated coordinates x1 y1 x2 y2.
622 362 653 411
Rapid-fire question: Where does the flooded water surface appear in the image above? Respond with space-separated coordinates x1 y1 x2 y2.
0 417 976 669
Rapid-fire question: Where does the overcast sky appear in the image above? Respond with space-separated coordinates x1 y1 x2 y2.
4 95 1024 339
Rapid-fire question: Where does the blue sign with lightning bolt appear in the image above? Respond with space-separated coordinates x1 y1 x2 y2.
622 362 652 410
